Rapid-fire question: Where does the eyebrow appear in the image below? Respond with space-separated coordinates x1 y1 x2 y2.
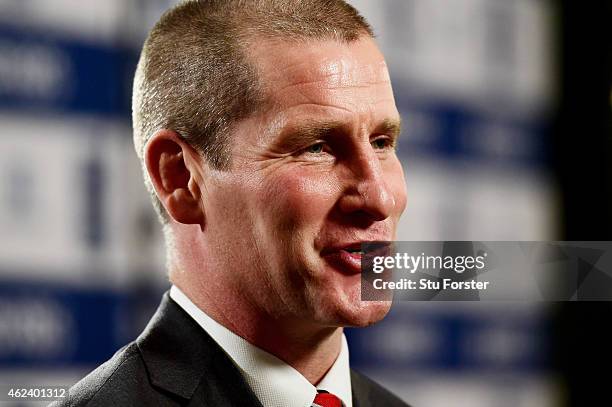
273 117 402 151
375 118 402 140
274 120 344 150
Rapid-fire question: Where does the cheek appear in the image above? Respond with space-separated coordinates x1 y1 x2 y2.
209 178 252 227
258 169 340 232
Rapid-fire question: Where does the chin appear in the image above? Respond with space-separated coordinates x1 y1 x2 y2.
307 265 393 327
319 299 392 328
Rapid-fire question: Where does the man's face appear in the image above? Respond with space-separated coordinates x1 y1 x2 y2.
200 37 407 328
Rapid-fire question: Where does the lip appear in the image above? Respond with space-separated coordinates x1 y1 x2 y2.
321 249 363 275
320 241 391 275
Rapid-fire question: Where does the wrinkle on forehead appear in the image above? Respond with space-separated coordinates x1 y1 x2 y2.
279 57 391 90
250 37 392 94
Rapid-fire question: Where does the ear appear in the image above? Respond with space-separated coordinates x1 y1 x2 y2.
144 129 205 226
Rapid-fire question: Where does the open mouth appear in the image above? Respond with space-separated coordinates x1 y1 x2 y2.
343 247 363 256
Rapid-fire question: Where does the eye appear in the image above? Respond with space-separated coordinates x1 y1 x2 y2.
371 137 394 150
306 142 325 154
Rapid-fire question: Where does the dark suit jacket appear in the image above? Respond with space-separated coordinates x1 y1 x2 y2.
54 292 409 406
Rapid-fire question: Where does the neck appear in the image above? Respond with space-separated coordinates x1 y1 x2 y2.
173 278 343 384
249 317 343 385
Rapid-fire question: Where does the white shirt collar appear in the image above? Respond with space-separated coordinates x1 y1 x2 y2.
169 285 352 407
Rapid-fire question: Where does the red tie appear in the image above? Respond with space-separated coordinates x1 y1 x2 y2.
313 390 343 407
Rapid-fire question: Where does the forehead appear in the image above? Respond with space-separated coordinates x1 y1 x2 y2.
253 36 390 86
248 37 398 125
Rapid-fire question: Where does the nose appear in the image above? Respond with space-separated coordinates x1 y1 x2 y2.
338 150 396 221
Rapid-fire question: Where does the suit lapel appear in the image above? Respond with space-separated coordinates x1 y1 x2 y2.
136 292 263 406
351 369 373 407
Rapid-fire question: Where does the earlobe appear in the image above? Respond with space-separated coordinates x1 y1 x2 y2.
144 130 205 226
